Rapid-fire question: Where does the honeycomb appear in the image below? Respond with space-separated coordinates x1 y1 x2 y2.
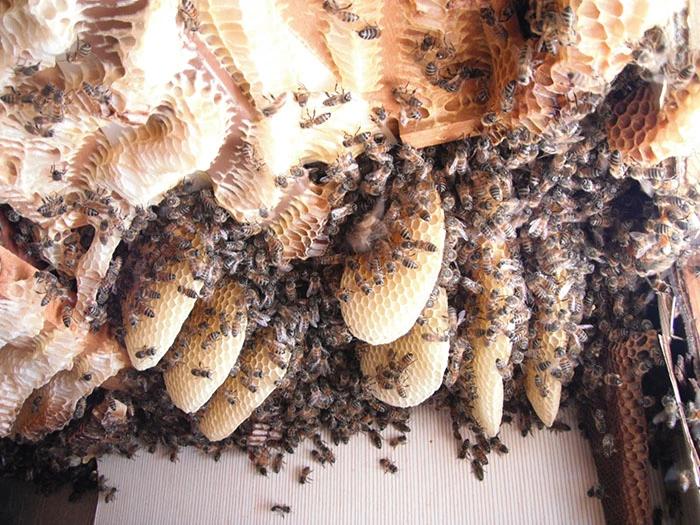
608 68 700 166
524 321 567 427
198 330 290 441
12 334 128 441
523 228 589 427
0 245 119 438
582 330 658 525
122 238 205 371
467 241 522 438
164 280 248 414
340 181 445 345
358 287 449 408
0 0 696 489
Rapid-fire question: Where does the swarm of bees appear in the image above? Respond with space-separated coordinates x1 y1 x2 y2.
2 3 700 523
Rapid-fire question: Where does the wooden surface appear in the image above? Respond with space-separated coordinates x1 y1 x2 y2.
0 478 97 525
97 407 607 525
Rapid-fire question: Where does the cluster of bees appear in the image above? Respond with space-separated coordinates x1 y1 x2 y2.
2 5 700 512
322 1 381 41
0 36 119 139
411 29 491 102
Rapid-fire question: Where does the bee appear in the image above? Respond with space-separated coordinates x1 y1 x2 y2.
300 109 331 128
587 484 605 499
389 435 407 447
367 429 383 449
68 37 92 62
435 36 456 60
14 60 41 76
61 304 73 328
49 164 67 181
270 504 291 516
471 459 485 481
475 79 490 104
323 84 352 106
299 466 313 484
25 117 54 138
370 257 385 286
342 128 371 147
379 458 398 474
371 105 387 125
458 439 472 459
191 367 212 378
0 86 20 105
490 436 509 455
143 307 156 318
81 372 93 382
480 111 499 126
398 255 418 269
424 61 438 79
500 4 514 22
135 346 156 359
422 331 449 343
177 285 199 299
37 194 67 218
392 421 411 433
601 433 616 457
608 149 625 178
603 373 622 387
293 84 310 107
500 80 516 112
179 0 200 31
558 6 577 45
593 409 607 434
261 92 288 117
157 271 176 282
357 24 381 40
322 1 359 22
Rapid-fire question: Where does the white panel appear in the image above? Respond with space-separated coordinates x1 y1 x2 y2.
96 407 605 525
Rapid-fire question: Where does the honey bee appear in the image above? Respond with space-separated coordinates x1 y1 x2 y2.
68 37 92 62
379 458 398 474
299 466 313 484
587 484 605 499
500 80 516 112
371 105 387 125
601 433 617 457
424 61 438 79
270 504 291 516
322 1 359 22
179 0 200 31
177 285 199 299
389 435 407 447
480 111 499 127
293 84 310 107
475 79 490 104
299 109 331 128
61 304 73 327
608 149 625 179
603 373 622 387
322 84 352 106
367 428 383 449
37 194 67 218
191 367 212 378
135 346 156 359
14 60 41 76
558 6 577 46
516 45 534 83
1 86 20 105
50 164 67 181
357 24 381 40
471 459 485 481
457 438 472 459
261 92 288 117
